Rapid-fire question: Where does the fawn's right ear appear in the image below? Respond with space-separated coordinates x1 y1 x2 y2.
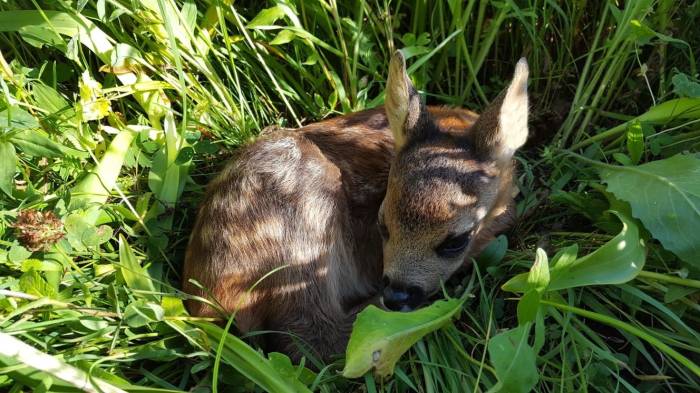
471 58 529 163
385 51 428 151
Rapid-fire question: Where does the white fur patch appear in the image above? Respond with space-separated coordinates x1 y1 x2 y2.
497 58 529 161
385 51 410 150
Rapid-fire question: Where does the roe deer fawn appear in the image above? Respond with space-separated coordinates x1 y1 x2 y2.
183 51 529 361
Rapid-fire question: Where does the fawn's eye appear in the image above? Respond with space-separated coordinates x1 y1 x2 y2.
435 231 470 258
378 219 389 240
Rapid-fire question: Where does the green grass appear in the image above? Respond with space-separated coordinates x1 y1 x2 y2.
1 0 700 392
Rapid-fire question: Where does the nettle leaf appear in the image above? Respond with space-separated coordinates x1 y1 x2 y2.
19 270 57 298
343 298 463 378
503 211 645 292
8 244 32 264
487 325 539 393
64 213 112 250
672 73 700 98
600 154 700 267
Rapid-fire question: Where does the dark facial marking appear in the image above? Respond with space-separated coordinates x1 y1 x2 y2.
435 231 471 258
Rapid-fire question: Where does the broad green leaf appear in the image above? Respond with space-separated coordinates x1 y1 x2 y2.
0 141 16 196
10 130 66 158
270 29 297 45
7 244 32 264
664 285 698 303
516 291 541 325
20 259 61 273
123 300 164 328
64 213 112 250
580 98 700 151
476 235 508 267
600 154 699 267
17 25 64 48
549 244 578 270
118 234 157 301
343 298 463 378
247 5 286 28
638 98 700 123
268 352 316 386
162 296 187 317
487 325 539 393
0 106 39 131
193 321 311 393
32 84 72 117
503 211 645 292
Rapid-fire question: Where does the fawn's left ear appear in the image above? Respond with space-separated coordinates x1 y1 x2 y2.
385 50 429 151
472 58 529 162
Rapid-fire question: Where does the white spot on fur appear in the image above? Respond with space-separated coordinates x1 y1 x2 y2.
475 207 488 221
276 281 310 296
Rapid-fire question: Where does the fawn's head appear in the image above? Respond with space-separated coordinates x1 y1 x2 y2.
378 51 529 311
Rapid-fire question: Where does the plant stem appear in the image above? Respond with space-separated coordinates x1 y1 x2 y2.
637 271 700 289
541 300 700 378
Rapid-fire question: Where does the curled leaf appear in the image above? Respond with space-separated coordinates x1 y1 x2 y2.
343 298 463 378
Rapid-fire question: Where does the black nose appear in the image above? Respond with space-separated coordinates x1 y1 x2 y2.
381 276 425 312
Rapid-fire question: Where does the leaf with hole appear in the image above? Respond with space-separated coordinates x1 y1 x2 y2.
19 270 57 298
343 298 463 378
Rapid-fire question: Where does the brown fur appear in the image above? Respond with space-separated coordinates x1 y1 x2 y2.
183 53 529 361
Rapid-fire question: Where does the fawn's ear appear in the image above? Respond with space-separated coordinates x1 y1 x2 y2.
471 58 529 162
385 50 428 151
